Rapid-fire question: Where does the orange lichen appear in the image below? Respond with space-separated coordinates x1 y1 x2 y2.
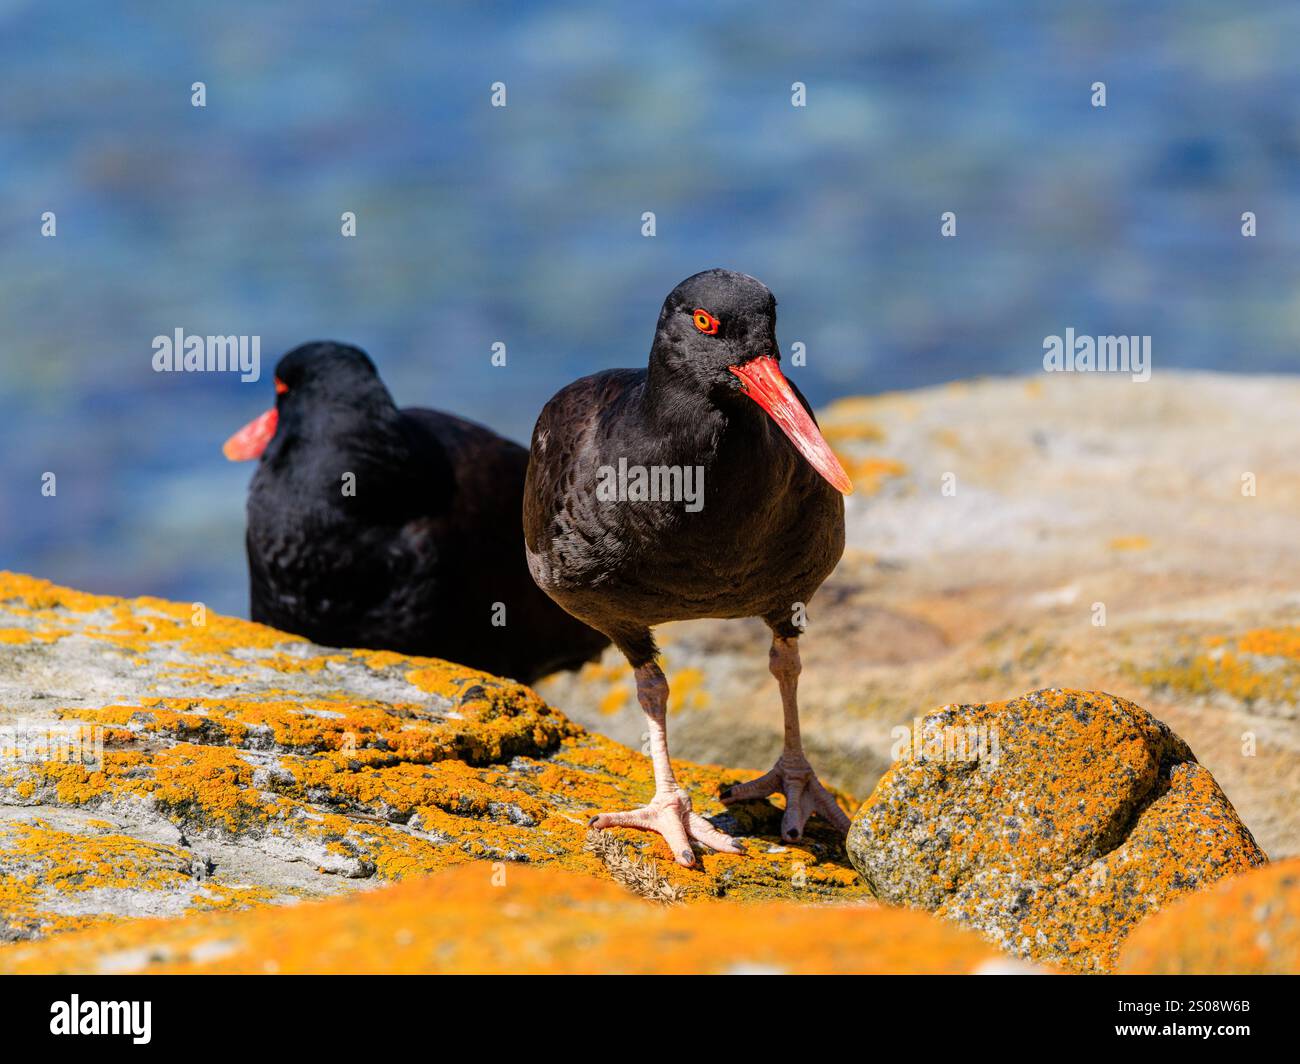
821 421 886 445
403 664 470 697
840 456 908 495
0 863 1005 975
0 573 116 613
597 686 630 715
666 666 710 714
0 822 274 941
151 746 269 832
0 572 308 672
0 627 59 644
1118 859 1300 974
1235 627 1300 659
358 650 409 671
1132 627 1300 708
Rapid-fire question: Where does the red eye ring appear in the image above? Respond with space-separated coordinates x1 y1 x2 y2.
692 308 719 335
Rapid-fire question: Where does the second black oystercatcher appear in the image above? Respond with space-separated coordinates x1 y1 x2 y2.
224 341 609 683
523 269 854 865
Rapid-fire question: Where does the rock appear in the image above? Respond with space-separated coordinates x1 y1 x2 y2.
0 573 866 945
846 688 1267 972
538 373 1300 860
1118 858 1300 975
0 809 273 941
0 862 1013 975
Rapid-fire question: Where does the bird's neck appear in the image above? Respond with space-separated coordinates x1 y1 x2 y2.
640 358 770 466
265 402 433 506
644 360 719 435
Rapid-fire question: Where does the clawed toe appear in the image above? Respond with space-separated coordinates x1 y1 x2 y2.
720 755 851 838
718 766 782 805
588 790 744 865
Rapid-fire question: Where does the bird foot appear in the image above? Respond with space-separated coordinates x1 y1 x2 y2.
588 789 745 866
719 754 851 841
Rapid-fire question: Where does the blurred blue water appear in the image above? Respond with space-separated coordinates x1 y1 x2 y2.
2 0 1298 616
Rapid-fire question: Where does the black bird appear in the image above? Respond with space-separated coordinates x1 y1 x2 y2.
523 270 854 865
224 341 609 683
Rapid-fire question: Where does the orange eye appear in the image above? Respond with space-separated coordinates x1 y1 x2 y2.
692 309 719 335
274 377 289 395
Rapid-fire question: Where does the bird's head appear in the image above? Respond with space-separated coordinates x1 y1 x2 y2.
222 341 394 461
650 268 852 495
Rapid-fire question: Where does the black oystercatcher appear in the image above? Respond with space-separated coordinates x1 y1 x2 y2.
523 270 854 865
224 341 609 683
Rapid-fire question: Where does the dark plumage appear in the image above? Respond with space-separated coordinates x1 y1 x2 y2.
225 341 608 683
523 270 854 865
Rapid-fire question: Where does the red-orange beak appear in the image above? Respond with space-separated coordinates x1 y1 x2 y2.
728 357 853 495
222 378 287 461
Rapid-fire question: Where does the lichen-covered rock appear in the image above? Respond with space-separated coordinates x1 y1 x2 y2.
0 810 278 942
0 573 865 945
1131 627 1300 718
1118 858 1300 974
0 862 1013 975
847 688 1266 972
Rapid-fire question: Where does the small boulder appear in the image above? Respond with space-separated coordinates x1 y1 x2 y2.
1118 858 1300 974
847 688 1266 971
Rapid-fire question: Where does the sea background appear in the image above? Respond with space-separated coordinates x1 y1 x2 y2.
2 0 1298 616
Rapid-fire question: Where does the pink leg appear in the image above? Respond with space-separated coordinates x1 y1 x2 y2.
589 661 744 866
720 635 851 840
